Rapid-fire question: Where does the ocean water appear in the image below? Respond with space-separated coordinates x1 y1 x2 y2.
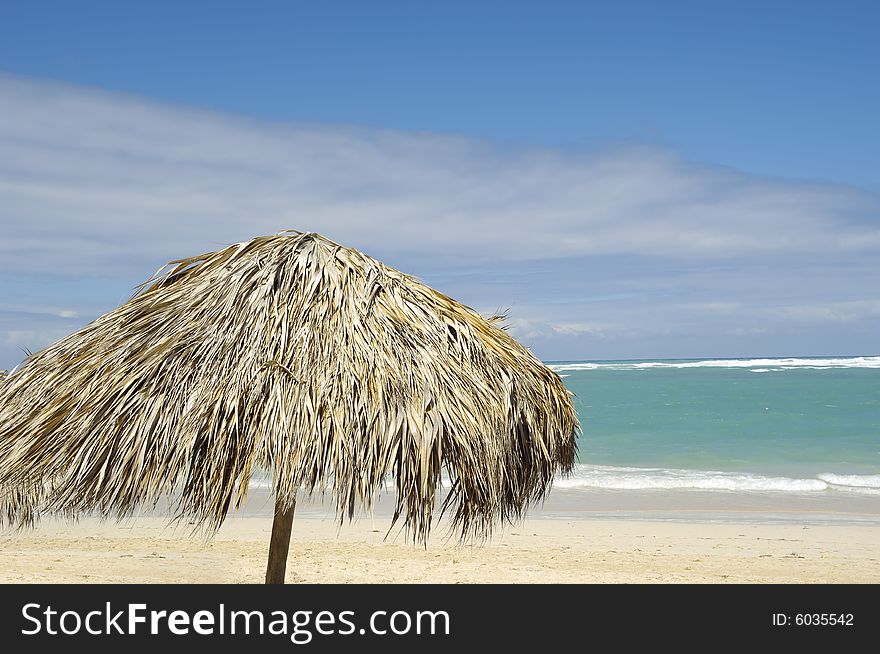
248 356 880 507
550 356 880 496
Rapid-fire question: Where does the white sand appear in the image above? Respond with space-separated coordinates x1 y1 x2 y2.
2 506 878 583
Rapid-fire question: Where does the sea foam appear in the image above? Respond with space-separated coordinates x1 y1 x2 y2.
246 465 880 496
817 473 880 491
551 464 867 493
549 356 880 372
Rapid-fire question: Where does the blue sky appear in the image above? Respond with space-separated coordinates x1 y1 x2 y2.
1 1 878 367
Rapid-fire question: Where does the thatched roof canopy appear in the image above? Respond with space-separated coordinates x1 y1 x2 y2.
0 232 577 540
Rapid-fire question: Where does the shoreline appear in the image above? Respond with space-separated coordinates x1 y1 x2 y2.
244 485 880 525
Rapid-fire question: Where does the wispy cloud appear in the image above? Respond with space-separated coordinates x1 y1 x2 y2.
0 303 79 319
505 318 607 341
1 73 879 365
774 300 880 324
2 328 70 350
2 73 878 275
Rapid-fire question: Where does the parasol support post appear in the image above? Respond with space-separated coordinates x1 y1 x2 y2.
265 495 296 584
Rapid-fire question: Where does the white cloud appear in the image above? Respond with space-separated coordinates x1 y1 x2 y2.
729 327 770 336
0 303 78 319
1 73 878 280
1 73 879 366
2 328 70 349
505 318 607 340
774 300 880 324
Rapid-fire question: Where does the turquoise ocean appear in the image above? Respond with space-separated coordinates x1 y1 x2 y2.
549 356 880 496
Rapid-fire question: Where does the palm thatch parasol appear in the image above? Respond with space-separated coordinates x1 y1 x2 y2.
0 231 578 583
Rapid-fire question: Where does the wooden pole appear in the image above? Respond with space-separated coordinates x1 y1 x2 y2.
265 495 295 584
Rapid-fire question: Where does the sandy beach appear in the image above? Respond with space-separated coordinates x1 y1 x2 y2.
2 488 878 584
